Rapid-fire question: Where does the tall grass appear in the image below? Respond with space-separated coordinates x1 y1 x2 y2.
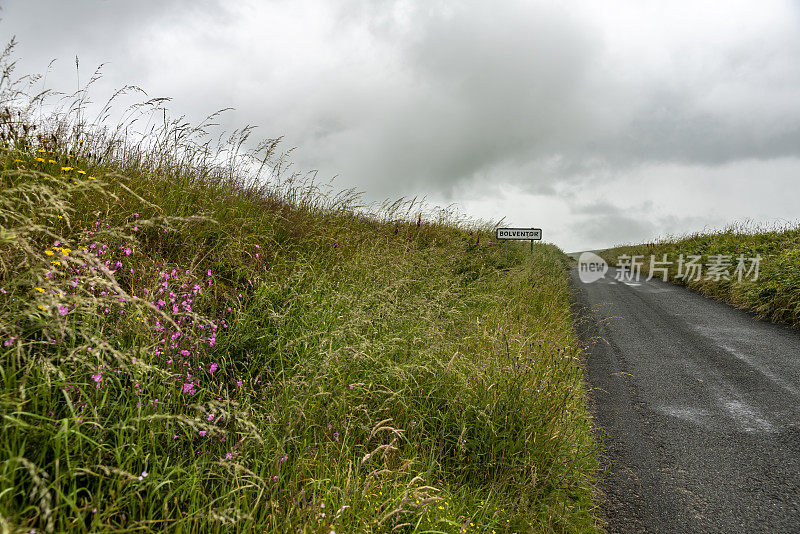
0 43 599 533
597 221 800 327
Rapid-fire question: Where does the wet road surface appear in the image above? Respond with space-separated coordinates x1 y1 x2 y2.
570 267 800 533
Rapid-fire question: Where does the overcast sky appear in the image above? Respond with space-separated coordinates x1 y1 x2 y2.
2 0 799 251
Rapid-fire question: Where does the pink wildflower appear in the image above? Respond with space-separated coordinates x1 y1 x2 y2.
199 430 207 437
209 363 218 373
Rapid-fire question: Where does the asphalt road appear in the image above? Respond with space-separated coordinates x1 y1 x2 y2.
570 266 800 533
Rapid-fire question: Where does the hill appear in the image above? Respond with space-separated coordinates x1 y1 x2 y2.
597 224 800 327
0 51 600 533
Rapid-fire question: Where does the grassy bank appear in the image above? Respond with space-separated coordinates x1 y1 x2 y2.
0 56 599 533
597 223 800 327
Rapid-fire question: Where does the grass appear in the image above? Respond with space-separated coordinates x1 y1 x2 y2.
0 43 600 533
596 222 800 327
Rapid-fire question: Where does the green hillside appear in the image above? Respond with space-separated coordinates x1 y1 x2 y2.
0 56 600 533
598 223 800 327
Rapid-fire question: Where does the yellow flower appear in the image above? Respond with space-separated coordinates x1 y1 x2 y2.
73 181 79 185
34 157 45 163
57 215 63 219
45 250 54 256
13 159 21 163
78 139 84 144
48 159 56 164
34 287 45 293
37 149 46 153
88 176 96 180
61 248 71 255
38 305 45 311
51 261 61 266
61 166 73 172
77 170 86 175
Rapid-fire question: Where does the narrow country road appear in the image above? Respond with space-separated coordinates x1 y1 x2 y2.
570 266 800 533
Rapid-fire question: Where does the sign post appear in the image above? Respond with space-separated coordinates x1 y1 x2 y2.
495 228 542 259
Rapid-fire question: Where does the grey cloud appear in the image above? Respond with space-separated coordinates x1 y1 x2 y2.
2 0 800 251
8 0 800 201
567 198 734 251
575 212 658 248
566 199 655 247
0 0 236 109
572 200 626 217
614 88 800 167
305 0 800 200
291 1 603 196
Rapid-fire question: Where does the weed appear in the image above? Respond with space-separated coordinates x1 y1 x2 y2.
598 221 800 327
0 42 600 533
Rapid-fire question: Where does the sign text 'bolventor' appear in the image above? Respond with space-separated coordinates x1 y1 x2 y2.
495 228 542 240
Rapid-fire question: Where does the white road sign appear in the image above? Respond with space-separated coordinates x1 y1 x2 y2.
495 228 542 240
